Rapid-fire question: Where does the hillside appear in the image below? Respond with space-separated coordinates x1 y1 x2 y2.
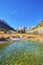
27 20 43 35
36 20 43 27
0 19 15 32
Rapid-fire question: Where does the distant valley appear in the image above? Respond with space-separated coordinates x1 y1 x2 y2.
0 19 43 35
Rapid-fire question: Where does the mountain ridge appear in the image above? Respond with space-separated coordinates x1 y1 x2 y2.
0 19 15 32
27 20 43 35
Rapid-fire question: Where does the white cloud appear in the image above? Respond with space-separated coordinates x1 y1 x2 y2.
9 10 17 14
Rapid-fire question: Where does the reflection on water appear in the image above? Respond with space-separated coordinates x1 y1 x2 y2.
0 41 43 65
0 42 11 49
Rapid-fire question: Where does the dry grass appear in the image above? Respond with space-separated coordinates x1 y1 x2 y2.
0 33 43 42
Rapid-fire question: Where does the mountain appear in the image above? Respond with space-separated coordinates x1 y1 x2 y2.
36 20 43 27
26 20 43 35
17 26 27 30
0 19 15 32
31 20 43 29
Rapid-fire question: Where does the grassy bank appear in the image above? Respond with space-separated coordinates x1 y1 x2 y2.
0 33 43 42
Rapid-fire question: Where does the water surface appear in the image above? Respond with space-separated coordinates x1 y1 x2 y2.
0 41 43 65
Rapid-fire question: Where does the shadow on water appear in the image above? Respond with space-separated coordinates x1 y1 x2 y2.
0 41 13 49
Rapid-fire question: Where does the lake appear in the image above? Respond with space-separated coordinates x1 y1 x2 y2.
0 40 43 65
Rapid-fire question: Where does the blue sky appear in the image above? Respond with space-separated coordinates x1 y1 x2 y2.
0 0 43 29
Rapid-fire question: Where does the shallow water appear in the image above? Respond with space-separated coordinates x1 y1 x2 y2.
0 41 43 65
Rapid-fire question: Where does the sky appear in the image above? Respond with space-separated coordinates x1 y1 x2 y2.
0 0 43 29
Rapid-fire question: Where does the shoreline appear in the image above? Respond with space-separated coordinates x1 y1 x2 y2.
0 41 10 44
0 33 43 44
